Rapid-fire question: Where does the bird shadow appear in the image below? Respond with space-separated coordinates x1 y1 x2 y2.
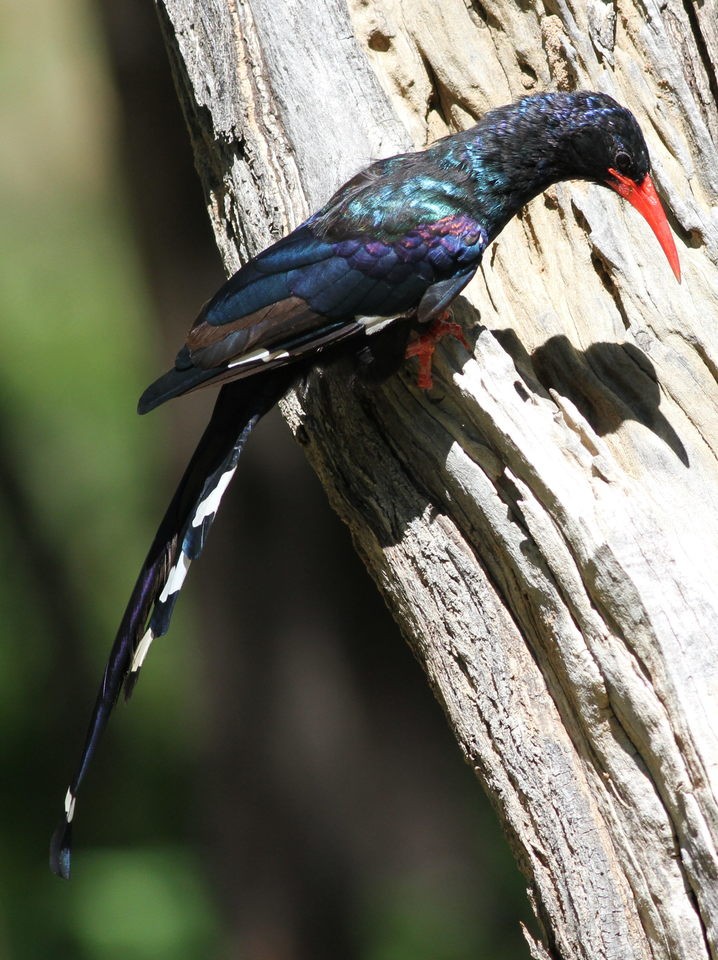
359 309 690 469
492 329 689 467
309 314 688 553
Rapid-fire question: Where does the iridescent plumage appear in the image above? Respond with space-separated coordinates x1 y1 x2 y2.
50 90 679 878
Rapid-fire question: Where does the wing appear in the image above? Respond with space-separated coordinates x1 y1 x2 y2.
140 185 488 414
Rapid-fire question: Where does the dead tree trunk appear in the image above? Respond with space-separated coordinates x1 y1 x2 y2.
154 1 718 957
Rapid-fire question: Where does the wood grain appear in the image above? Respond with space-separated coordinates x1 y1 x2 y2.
156 1 718 955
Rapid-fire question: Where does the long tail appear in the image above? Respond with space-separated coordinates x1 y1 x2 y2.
50 369 295 878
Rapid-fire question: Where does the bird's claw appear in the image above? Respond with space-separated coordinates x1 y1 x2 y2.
405 313 469 390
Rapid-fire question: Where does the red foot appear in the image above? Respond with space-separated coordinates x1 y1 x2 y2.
405 312 470 390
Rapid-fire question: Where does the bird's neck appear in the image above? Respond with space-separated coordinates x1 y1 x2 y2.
442 95 577 239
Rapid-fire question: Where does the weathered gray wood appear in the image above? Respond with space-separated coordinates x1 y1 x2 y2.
155 0 718 956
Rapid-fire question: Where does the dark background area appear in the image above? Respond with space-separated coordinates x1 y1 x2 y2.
0 1 528 956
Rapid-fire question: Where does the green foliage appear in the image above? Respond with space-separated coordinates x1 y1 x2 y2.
1 3 530 958
61 849 218 960
0 4 212 957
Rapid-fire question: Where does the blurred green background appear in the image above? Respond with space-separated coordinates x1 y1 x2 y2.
0 1 530 957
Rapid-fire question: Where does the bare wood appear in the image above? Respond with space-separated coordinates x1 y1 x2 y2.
155 0 718 956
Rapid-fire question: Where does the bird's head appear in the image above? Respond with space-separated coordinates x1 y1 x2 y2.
558 94 649 184
469 91 681 281
557 92 681 281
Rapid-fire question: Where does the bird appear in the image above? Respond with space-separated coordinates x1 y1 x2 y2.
49 89 681 878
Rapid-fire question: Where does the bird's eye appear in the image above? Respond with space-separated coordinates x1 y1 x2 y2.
614 150 631 173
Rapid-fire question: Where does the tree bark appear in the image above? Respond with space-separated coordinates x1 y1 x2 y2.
154 1 718 957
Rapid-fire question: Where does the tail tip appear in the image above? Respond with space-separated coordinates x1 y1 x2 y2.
50 788 76 879
49 818 73 880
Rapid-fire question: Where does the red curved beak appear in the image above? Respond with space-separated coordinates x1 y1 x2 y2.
606 168 681 283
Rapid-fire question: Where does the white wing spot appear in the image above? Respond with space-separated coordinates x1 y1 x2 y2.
192 467 236 527
359 314 406 336
228 347 271 368
130 627 155 674
228 346 291 368
159 552 191 604
64 789 76 823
